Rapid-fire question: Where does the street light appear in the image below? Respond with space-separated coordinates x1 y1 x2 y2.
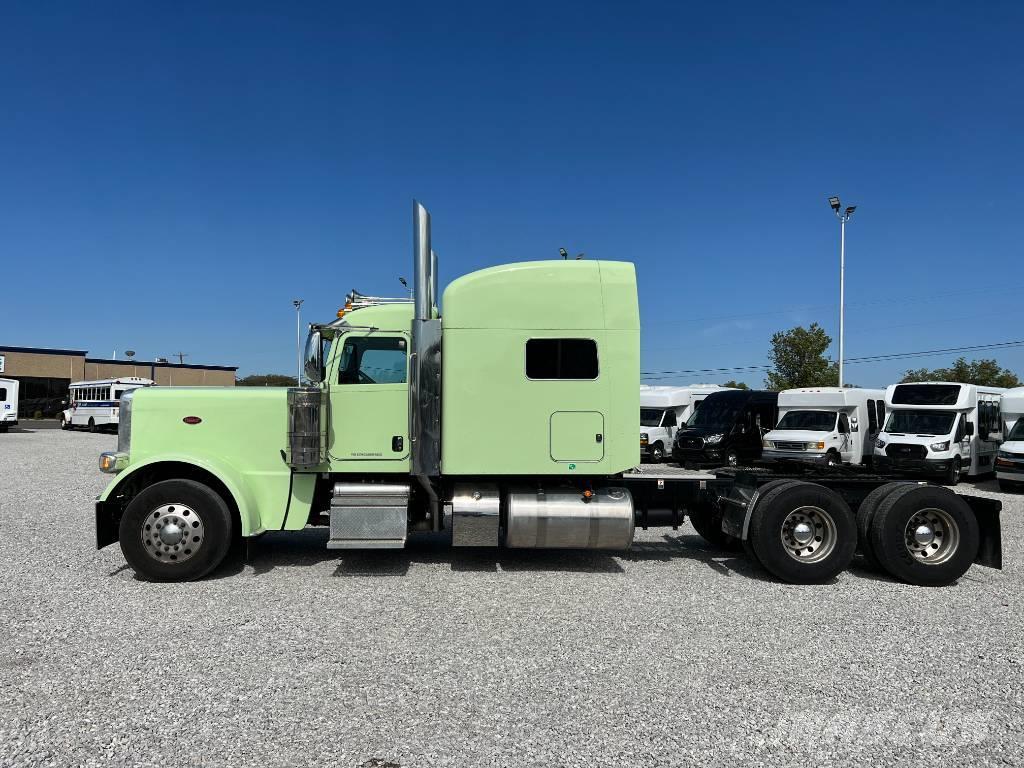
828 196 857 387
292 299 304 385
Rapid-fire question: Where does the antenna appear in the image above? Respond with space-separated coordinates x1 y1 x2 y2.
559 248 568 260
399 276 412 298
173 352 189 365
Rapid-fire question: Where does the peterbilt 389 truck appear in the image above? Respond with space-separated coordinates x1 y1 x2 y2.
94 203 1003 588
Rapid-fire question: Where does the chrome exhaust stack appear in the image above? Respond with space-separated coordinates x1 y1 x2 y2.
410 201 443 527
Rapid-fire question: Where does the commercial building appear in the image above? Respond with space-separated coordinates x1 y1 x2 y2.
0 346 237 417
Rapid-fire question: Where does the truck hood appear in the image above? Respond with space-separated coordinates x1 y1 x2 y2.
879 432 950 446
764 429 830 444
676 427 728 439
1001 440 1024 454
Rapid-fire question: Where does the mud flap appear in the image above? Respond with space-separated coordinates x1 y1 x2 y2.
963 495 1002 569
95 499 120 549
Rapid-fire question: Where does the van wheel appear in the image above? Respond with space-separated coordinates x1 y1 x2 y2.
60 415 69 430
825 450 840 468
118 479 233 582
651 443 665 462
747 482 857 583
855 482 908 571
868 485 978 586
943 457 961 486
725 449 739 467
88 418 96 433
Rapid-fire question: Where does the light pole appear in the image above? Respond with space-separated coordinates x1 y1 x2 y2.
828 196 856 387
292 299 304 385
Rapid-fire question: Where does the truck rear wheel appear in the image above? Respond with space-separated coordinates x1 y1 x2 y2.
688 499 740 551
868 485 978 587
119 479 233 582
739 480 802 573
855 482 908 571
747 482 856 584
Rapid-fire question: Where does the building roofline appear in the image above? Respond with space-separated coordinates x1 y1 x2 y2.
84 358 238 372
0 345 88 356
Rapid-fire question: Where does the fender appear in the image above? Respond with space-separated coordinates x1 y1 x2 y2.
98 454 264 537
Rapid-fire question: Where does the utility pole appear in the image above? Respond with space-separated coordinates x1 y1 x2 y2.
173 352 189 365
828 196 857 387
293 299 304 384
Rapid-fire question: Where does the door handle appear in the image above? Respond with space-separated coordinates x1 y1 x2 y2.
596 434 603 443
392 436 404 452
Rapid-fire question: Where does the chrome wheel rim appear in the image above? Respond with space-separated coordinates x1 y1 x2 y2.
780 505 836 563
142 503 205 563
904 507 959 565
727 452 738 467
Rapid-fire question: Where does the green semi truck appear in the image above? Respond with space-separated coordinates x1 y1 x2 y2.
95 203 1003 587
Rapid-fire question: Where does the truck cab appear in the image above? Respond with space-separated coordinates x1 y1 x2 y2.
672 389 778 467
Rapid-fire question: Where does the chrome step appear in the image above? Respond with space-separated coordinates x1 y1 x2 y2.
328 482 409 550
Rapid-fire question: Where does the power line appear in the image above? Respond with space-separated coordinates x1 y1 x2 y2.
640 339 1024 380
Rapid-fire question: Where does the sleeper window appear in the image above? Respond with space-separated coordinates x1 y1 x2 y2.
526 339 598 380
338 337 407 385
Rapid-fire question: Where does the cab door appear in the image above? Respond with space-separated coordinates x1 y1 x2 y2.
837 412 854 463
328 332 410 472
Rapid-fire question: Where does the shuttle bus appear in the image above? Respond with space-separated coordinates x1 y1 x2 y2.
875 382 1004 485
0 377 18 432
996 387 1024 491
639 385 732 462
62 378 153 432
762 387 886 467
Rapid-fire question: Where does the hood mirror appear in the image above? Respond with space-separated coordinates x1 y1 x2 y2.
303 329 325 384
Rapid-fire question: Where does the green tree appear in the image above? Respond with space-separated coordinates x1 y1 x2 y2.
721 380 750 390
236 373 299 387
900 357 1020 388
765 323 838 391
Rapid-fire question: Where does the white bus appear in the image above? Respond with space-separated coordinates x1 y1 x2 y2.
875 382 1005 485
0 377 18 433
762 387 886 467
995 387 1024 491
639 384 733 462
62 377 153 432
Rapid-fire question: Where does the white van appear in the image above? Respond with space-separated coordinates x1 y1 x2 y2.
995 387 1024 491
640 384 732 462
0 377 18 432
62 377 154 432
762 387 886 467
875 382 1005 485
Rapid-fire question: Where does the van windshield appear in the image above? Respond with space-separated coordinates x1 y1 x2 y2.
640 408 665 427
1007 420 1024 441
686 399 741 429
776 410 837 432
884 410 956 436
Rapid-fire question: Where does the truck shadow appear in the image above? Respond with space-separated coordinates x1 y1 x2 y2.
225 529 783 583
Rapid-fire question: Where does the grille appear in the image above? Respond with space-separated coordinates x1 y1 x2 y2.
886 443 927 460
679 437 704 450
773 441 807 451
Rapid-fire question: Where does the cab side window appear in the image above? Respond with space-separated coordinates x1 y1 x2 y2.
338 337 408 385
955 415 966 442
838 413 850 434
867 400 878 433
662 410 677 428
526 339 598 380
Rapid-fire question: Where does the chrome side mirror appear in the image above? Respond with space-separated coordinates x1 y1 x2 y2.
303 329 325 384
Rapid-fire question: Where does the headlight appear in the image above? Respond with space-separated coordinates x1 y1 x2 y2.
876 439 886 449
762 439 771 448
704 433 724 444
640 433 648 445
808 441 825 450
117 390 135 454
930 440 950 452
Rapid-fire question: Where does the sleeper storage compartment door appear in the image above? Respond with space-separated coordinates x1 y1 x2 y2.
550 411 605 463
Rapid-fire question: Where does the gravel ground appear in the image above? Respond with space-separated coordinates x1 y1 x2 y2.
1 429 1022 767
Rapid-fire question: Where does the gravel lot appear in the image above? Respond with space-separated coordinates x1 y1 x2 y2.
1 429 1022 767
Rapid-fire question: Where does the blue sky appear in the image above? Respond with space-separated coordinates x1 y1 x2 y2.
1 1 1021 385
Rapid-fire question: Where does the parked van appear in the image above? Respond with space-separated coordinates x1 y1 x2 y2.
875 382 1004 485
639 385 732 462
62 377 153 432
0 377 18 432
762 387 886 467
672 389 779 467
995 387 1024 491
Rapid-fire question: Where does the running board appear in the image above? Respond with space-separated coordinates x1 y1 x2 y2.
328 483 409 550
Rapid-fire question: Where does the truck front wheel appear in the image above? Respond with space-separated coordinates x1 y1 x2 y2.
747 482 857 584
119 479 233 582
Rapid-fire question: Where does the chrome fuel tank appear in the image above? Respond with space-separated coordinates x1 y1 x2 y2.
505 487 634 550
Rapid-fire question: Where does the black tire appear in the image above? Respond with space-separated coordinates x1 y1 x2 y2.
60 416 68 430
869 484 979 587
943 456 961 486
119 479 233 582
855 482 909 571
738 480 802 572
747 482 857 584
88 418 97 433
651 442 665 463
688 499 741 551
825 450 840 468
725 449 740 467
998 479 1019 493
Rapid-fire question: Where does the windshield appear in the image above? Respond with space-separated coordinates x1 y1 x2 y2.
884 410 956 436
1007 420 1024 441
776 410 838 432
640 408 665 427
687 398 741 429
